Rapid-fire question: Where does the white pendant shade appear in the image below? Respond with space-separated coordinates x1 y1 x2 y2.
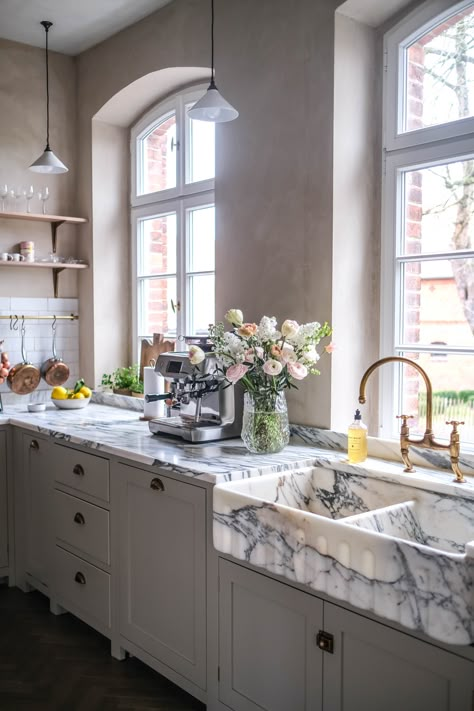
29 146 68 174
188 83 239 123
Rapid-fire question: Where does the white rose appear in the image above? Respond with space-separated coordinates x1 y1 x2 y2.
281 319 300 338
225 309 244 326
188 345 205 365
281 347 297 364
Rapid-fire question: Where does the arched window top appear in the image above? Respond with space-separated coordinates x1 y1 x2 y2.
385 0 474 150
131 86 215 205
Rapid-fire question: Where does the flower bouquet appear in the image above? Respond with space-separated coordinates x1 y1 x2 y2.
208 309 332 453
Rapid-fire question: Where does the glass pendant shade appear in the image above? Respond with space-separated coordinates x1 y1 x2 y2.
29 21 68 174
188 80 239 123
30 146 68 174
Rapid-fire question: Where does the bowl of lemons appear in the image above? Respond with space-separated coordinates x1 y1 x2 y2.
51 379 92 409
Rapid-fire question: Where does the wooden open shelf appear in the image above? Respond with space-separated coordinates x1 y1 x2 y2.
0 211 89 296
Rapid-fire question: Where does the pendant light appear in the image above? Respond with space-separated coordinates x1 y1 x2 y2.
29 21 68 174
188 0 238 123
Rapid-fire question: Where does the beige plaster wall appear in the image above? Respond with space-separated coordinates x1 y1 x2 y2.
0 38 78 298
332 13 381 433
77 0 340 425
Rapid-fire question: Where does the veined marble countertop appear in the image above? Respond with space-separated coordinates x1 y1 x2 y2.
0 402 473 496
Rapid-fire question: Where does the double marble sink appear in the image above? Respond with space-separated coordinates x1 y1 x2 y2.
213 464 474 645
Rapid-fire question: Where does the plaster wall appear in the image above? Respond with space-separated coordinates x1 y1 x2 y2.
77 0 340 426
332 13 381 433
0 38 78 298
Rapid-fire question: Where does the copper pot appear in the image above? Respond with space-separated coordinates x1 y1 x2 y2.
41 320 69 386
7 323 41 395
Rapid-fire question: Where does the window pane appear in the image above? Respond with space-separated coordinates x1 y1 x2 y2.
138 213 176 276
139 112 176 195
186 105 215 183
188 205 215 272
139 277 177 337
404 5 474 132
401 159 474 255
398 352 474 444
187 274 215 335
400 258 474 347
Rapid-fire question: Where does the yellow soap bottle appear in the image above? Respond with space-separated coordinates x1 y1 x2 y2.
348 409 367 464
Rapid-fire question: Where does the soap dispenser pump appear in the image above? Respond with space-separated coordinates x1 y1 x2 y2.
348 409 367 464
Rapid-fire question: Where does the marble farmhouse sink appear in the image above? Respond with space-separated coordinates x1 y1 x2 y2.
213 465 474 645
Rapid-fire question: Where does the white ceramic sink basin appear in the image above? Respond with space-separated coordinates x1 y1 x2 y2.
213 465 474 645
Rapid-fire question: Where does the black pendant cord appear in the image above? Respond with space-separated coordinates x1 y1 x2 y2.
41 20 53 150
210 0 216 88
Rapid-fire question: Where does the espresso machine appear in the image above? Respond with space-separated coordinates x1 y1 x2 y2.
147 351 243 442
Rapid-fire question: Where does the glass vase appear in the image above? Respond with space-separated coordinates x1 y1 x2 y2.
241 391 290 454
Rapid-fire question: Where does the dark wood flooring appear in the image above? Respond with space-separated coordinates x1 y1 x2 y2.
0 584 206 711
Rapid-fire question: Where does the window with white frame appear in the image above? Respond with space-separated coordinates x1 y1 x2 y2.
382 0 474 445
131 87 216 356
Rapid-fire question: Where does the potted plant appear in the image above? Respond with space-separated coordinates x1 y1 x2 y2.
101 364 143 397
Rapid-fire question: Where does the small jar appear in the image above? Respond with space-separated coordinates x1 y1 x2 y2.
20 241 34 262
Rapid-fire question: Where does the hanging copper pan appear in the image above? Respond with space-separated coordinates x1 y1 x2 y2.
7 320 41 395
40 317 70 386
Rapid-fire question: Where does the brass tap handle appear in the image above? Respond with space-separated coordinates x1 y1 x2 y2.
446 421 466 484
396 415 414 472
396 414 414 432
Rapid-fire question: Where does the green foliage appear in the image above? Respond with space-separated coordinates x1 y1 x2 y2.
101 364 143 393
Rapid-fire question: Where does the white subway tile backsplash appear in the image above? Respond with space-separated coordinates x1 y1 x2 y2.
0 298 11 310
10 297 48 311
47 298 79 312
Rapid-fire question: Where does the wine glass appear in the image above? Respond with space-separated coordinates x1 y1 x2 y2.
13 186 23 211
0 185 8 212
23 185 35 214
38 187 50 215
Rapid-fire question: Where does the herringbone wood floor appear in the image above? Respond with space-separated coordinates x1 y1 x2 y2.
0 584 206 711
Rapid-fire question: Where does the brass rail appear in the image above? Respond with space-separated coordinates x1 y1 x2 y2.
0 314 78 321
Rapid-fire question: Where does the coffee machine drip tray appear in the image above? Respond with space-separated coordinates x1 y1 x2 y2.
149 416 233 443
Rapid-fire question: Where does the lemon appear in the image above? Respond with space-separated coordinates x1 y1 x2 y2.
73 392 85 399
51 386 68 400
79 386 92 398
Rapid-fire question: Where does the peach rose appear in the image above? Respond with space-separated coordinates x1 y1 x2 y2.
270 344 282 358
238 323 258 338
287 361 308 380
226 363 249 384
325 342 335 353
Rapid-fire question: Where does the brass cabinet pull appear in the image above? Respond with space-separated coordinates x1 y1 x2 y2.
73 512 85 526
73 464 84 477
29 439 39 450
74 572 86 585
150 477 165 492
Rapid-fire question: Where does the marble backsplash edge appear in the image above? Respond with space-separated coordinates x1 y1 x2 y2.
290 424 474 475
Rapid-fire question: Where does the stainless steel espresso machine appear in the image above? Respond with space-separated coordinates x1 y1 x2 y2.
147 351 243 442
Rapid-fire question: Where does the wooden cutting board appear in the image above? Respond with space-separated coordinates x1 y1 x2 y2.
139 333 175 379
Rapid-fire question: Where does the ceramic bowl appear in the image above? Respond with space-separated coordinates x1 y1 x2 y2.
52 397 91 410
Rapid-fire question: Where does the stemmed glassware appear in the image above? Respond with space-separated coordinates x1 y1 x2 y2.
23 185 35 213
0 185 8 212
38 187 50 215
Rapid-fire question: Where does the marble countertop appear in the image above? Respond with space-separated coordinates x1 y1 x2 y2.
0 402 473 495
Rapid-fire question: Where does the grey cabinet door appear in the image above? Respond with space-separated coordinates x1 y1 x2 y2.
219 559 323 711
23 433 52 586
117 462 207 689
323 602 474 711
0 430 7 569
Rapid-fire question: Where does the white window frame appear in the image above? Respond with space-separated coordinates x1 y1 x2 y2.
130 86 215 360
381 0 474 443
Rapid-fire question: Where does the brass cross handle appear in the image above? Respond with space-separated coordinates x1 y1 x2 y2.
396 414 414 431
446 420 464 432
446 421 465 484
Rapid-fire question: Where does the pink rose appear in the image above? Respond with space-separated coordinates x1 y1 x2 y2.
263 359 283 376
226 363 249 384
325 342 335 353
238 323 258 338
287 361 308 380
281 346 297 364
244 347 263 363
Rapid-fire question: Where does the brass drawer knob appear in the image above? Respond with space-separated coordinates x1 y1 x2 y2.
73 464 84 477
150 477 165 492
29 439 39 450
73 512 85 526
74 572 86 585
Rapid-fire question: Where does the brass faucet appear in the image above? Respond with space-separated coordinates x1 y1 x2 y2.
358 356 466 483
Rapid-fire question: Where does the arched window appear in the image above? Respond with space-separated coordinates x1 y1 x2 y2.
131 87 215 354
382 0 474 444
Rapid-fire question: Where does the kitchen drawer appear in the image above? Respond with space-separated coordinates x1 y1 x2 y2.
54 446 109 502
55 546 111 629
55 490 110 566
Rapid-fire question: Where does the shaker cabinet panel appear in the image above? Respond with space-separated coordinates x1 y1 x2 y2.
117 463 207 689
323 602 474 711
22 433 52 587
0 430 7 569
218 559 323 711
